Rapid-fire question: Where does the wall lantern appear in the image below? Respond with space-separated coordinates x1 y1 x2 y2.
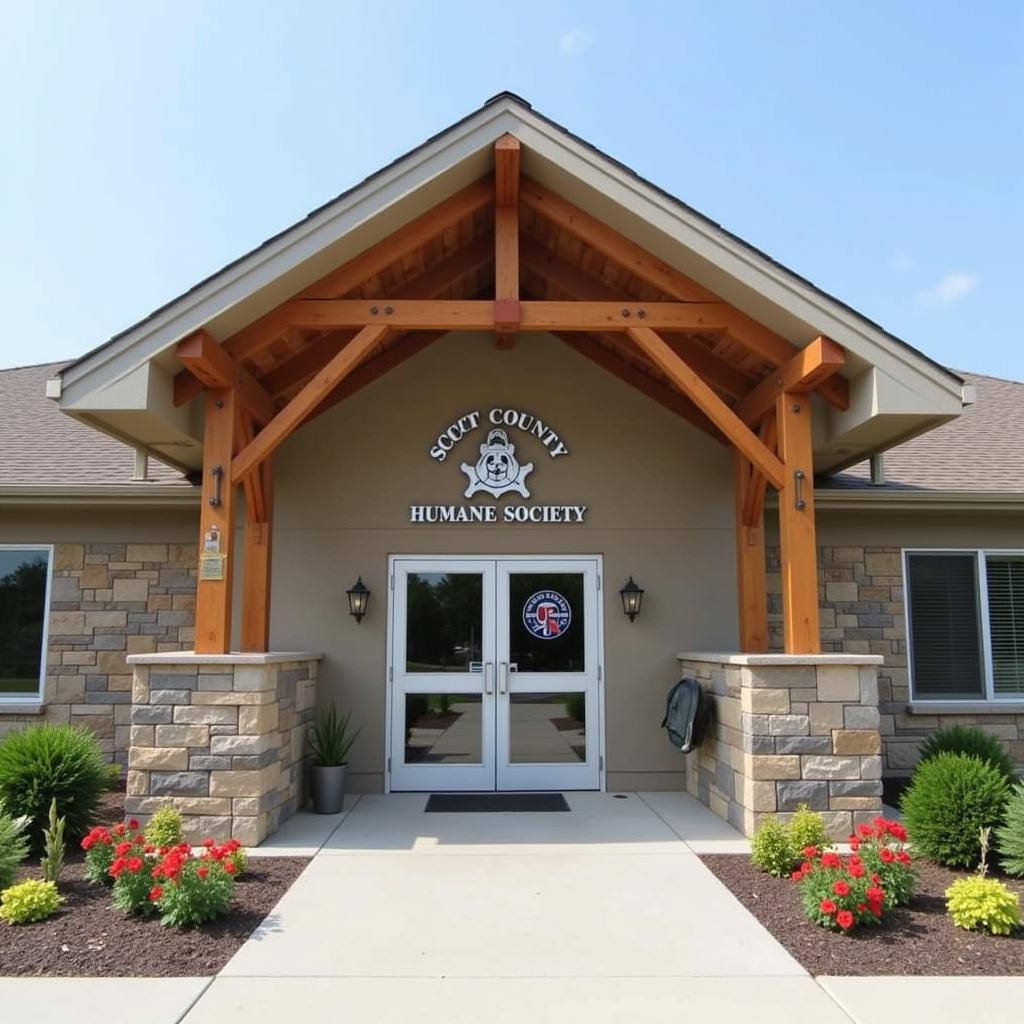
619 577 645 623
347 577 371 624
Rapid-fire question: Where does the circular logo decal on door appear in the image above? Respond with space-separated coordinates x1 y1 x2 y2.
523 590 572 640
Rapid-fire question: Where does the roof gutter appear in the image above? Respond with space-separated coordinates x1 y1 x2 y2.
0 486 201 508
810 489 1024 512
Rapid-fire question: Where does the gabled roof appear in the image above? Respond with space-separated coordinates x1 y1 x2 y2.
0 361 195 504
54 93 966 474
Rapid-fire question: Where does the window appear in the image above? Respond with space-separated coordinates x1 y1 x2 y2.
0 546 53 702
905 550 1024 702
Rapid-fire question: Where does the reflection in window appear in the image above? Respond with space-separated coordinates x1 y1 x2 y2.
406 573 483 672
509 692 586 764
0 547 52 700
404 694 483 764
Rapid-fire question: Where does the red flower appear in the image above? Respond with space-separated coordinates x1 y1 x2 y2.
127 857 144 874
832 880 851 897
880 848 895 863
849 862 865 879
819 899 837 915
82 836 95 851
791 870 805 882
113 823 126 837
116 841 133 856
109 857 126 878
198 866 209 879
820 853 841 870
225 862 237 875
866 886 885 903
836 910 854 930
128 818 139 831
802 846 819 859
203 838 215 848
145 844 155 854
849 840 860 853
856 824 874 838
870 873 881 884
889 824 908 842
800 861 813 875
857 903 867 912
897 850 911 865
149 886 164 902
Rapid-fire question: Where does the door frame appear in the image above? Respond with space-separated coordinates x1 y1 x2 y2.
384 553 606 793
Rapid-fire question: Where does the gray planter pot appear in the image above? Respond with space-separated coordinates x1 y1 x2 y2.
310 763 347 814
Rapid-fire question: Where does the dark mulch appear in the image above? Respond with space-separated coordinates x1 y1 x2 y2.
702 854 1024 976
1 856 309 976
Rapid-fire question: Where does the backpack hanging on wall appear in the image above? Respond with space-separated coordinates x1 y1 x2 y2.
661 678 710 753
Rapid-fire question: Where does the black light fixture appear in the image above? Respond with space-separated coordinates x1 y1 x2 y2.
347 576 371 624
619 576 645 623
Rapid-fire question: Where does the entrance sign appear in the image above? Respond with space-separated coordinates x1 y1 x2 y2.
523 590 572 639
414 406 586 524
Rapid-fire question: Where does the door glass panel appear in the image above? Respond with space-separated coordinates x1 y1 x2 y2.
508 573 585 673
509 693 586 763
404 694 483 764
406 573 483 672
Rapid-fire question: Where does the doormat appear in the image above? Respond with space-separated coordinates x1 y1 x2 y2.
425 793 570 813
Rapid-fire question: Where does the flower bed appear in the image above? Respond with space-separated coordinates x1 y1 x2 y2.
702 854 1024 976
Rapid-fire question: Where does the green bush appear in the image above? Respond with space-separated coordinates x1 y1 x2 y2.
789 804 831 854
0 806 30 890
901 753 1011 867
0 725 108 853
996 783 1024 877
0 879 63 924
946 876 1021 936
919 725 1016 786
751 818 795 877
144 805 184 849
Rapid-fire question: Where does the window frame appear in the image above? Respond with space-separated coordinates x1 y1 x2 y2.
903 547 1024 703
0 544 54 705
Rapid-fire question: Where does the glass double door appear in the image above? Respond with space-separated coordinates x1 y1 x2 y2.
389 557 601 791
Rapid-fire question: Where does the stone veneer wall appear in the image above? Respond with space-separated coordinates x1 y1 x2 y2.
126 654 319 845
767 545 1024 777
0 543 196 763
679 654 883 838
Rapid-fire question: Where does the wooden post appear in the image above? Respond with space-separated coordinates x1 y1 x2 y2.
195 388 237 654
775 391 821 653
494 134 520 348
241 456 273 652
734 450 769 652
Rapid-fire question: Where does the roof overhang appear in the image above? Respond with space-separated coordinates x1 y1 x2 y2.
56 94 965 472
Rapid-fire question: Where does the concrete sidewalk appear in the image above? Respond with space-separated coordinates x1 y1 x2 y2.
3 794 1021 1023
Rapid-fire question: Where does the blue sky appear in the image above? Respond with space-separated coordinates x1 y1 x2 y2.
1 1 1021 379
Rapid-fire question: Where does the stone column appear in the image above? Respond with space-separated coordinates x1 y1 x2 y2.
126 652 320 845
677 652 883 838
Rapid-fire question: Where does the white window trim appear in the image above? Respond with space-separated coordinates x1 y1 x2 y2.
903 547 1024 704
0 544 54 705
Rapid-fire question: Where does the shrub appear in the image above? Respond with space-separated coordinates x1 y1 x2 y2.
751 818 794 877
107 763 123 790
901 753 1010 868
200 836 247 877
996 783 1024 877
795 818 915 932
946 876 1021 936
0 724 108 852
310 704 361 766
82 818 140 886
144 805 184 849
110 832 159 916
0 806 30 890
0 879 63 924
789 804 831 854
40 798 66 884
150 844 235 927
919 725 1016 786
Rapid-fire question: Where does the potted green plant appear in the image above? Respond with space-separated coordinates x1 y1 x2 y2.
309 704 361 814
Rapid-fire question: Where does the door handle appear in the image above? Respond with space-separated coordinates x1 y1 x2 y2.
499 660 508 694
484 661 494 695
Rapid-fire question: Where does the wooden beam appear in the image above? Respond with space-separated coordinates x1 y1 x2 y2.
231 324 390 482
283 299 754 333
259 233 495 399
742 414 776 528
195 388 237 654
776 391 821 653
734 449 769 652
552 333 725 442
174 176 495 405
176 330 274 424
520 177 848 411
494 134 521 206
234 411 272 653
304 331 445 426
735 336 846 425
520 238 754 398
625 326 786 488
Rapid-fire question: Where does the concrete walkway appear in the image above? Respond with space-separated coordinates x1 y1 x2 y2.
4 793 1022 1023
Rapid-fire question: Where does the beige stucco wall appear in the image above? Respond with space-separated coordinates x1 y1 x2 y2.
267 330 737 792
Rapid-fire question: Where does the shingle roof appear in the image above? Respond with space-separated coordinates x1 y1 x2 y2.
826 371 1024 493
0 361 185 487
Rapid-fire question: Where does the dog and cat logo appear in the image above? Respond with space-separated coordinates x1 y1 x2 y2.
522 589 572 640
461 428 533 499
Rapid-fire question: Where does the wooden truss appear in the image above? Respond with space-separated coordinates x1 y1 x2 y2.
175 135 846 657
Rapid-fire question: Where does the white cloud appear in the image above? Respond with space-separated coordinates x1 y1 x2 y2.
916 271 979 309
559 28 593 55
